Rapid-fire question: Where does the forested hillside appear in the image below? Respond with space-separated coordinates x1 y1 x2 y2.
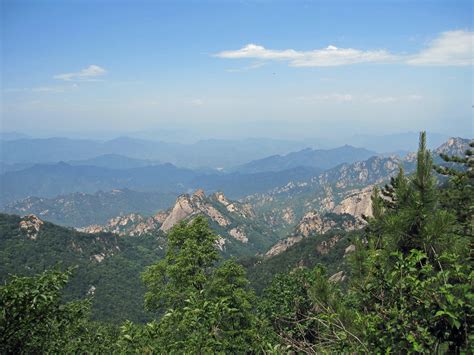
3 189 177 227
0 214 166 322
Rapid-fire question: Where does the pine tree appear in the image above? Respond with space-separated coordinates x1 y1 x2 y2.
435 140 474 237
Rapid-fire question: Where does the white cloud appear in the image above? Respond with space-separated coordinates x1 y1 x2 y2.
217 44 301 60
406 30 473 66
216 44 395 67
215 30 473 67
291 46 395 67
54 64 107 81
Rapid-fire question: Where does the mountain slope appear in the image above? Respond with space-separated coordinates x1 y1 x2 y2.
245 155 411 237
0 213 166 323
2 189 177 227
242 228 360 294
80 190 280 257
243 137 471 254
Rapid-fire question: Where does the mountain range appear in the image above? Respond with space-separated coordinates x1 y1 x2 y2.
0 136 309 168
0 136 470 325
232 145 377 173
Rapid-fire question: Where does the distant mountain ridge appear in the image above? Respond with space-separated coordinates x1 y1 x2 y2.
0 162 323 205
0 162 197 205
0 136 309 168
67 154 161 170
233 145 377 173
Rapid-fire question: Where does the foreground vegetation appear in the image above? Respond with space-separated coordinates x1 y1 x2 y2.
1 133 472 353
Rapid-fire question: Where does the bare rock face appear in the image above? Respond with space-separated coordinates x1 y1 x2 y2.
79 213 161 236
154 211 169 224
281 208 295 224
215 236 226 251
435 137 471 156
159 190 232 232
77 190 258 248
229 227 248 243
19 214 44 240
201 204 230 227
213 191 255 219
294 211 348 237
265 211 360 257
316 235 340 255
344 244 356 257
332 186 374 221
160 195 196 232
265 235 303 257
329 271 346 283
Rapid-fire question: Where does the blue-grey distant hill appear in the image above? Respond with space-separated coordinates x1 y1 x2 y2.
0 162 321 205
0 136 309 168
67 154 161 170
232 145 377 173
0 162 197 205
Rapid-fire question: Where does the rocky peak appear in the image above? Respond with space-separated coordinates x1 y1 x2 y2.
159 194 195 232
19 214 44 240
154 210 169 224
159 190 231 232
434 137 471 156
214 191 230 206
192 189 206 200
212 191 255 218
79 213 161 236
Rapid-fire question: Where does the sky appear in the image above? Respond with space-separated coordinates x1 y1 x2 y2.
1 0 473 140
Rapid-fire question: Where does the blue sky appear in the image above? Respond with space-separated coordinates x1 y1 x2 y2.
1 0 472 140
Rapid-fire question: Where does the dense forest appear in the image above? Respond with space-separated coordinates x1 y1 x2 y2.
1 133 472 353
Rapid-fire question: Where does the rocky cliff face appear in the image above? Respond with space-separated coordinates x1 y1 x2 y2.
78 213 162 236
265 211 359 257
159 189 232 232
78 190 278 256
157 189 264 248
245 155 406 235
19 214 44 240
434 137 471 157
332 186 374 221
